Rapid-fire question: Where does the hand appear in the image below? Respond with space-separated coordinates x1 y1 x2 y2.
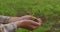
15 18 42 31
9 15 37 22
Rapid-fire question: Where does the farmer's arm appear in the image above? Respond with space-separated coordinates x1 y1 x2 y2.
0 19 41 32
0 15 27 23
0 15 37 24
0 15 16 24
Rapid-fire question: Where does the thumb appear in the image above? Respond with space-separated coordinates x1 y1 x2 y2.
37 18 42 25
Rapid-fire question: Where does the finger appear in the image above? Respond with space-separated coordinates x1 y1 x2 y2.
23 20 40 26
28 25 37 31
31 21 40 26
30 25 40 30
37 18 42 25
37 18 42 23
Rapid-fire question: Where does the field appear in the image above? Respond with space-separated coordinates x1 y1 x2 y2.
0 0 60 32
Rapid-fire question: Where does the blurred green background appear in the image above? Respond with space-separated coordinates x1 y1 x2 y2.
0 0 60 32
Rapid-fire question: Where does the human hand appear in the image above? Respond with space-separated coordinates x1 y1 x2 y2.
15 18 42 31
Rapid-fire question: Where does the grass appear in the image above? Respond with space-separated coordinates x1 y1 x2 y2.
0 0 60 32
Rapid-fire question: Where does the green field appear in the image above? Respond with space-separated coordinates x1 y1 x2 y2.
0 0 60 32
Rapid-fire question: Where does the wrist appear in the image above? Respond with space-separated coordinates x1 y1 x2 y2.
14 21 23 28
14 21 20 28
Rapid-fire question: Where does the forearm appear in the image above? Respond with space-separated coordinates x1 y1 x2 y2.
0 15 19 24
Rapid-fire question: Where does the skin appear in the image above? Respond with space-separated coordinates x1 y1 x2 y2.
8 15 37 22
8 15 42 31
